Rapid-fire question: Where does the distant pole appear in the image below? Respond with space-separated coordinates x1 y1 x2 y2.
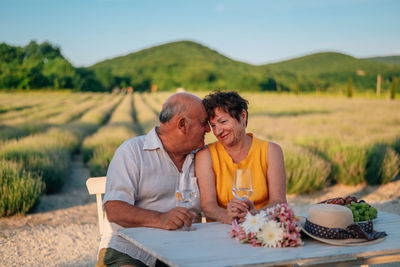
390 77 397 100
376 74 381 96
294 83 300 95
347 78 353 98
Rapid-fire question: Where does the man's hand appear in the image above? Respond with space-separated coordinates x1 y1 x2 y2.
159 207 196 230
105 201 197 229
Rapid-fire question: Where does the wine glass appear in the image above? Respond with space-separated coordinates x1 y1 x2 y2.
232 169 253 201
175 173 198 231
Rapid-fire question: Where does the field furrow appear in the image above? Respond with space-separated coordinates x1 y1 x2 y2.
133 92 159 134
82 93 139 176
0 93 122 216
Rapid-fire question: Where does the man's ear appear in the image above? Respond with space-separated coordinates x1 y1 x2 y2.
177 117 187 133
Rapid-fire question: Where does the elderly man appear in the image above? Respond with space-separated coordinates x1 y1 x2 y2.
96 93 210 267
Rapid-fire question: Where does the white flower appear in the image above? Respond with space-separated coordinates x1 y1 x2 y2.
258 209 268 217
258 220 284 247
241 212 265 234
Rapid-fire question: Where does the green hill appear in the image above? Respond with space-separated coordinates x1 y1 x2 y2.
262 52 400 91
91 42 400 92
90 40 262 91
266 52 389 74
364 56 400 65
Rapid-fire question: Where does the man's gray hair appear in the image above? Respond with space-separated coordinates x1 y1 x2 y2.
159 101 188 123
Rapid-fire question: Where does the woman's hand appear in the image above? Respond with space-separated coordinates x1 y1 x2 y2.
227 198 249 221
244 199 257 215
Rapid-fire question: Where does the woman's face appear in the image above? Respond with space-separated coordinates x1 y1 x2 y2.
209 107 247 147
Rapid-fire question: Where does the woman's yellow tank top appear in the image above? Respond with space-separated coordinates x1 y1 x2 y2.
208 134 269 209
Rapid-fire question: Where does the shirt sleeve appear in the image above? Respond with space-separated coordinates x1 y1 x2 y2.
103 141 139 207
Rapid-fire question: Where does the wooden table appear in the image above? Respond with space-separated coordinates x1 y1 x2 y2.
118 211 400 266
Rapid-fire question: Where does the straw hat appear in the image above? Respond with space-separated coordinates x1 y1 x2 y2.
300 204 386 246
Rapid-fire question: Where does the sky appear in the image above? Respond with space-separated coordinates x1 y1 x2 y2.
1 0 399 67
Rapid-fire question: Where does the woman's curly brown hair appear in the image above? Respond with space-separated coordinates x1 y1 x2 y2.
203 90 249 126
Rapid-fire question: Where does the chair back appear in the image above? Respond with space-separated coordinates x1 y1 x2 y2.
86 176 107 234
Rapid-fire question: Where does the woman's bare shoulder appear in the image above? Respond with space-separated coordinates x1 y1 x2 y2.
195 145 212 162
197 145 210 155
267 141 284 156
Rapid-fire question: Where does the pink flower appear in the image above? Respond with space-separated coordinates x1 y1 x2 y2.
229 203 303 248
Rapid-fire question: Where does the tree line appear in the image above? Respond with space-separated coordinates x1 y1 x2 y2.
1 40 399 94
0 41 106 91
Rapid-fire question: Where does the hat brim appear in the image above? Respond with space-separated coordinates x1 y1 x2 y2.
299 217 385 246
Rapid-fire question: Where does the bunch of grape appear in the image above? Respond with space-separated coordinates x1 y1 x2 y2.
319 195 378 222
346 201 377 222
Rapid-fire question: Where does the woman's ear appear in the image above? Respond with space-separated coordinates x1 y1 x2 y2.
241 110 247 126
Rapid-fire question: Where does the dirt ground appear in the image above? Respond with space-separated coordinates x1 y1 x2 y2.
0 155 399 267
0 155 99 267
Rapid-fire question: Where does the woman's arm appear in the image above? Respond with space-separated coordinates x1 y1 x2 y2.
264 142 287 209
196 147 240 224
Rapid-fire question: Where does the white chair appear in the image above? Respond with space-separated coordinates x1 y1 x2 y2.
86 176 107 234
86 176 207 233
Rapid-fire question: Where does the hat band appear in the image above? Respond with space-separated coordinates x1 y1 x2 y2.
304 219 385 240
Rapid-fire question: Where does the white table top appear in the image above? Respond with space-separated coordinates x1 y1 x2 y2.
118 211 400 267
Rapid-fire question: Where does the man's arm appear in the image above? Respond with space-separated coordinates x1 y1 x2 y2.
105 200 195 230
104 142 195 230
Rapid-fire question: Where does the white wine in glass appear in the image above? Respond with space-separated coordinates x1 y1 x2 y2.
232 169 253 200
175 173 197 231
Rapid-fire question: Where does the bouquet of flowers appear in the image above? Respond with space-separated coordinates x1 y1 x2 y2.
229 203 303 248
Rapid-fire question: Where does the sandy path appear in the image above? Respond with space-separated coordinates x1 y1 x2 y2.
0 155 99 267
0 156 399 267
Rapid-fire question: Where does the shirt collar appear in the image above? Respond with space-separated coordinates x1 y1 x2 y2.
143 127 163 150
143 127 196 159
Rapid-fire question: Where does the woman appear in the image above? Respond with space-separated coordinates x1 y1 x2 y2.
195 91 287 224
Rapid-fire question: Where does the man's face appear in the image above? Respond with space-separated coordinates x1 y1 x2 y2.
186 104 211 151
